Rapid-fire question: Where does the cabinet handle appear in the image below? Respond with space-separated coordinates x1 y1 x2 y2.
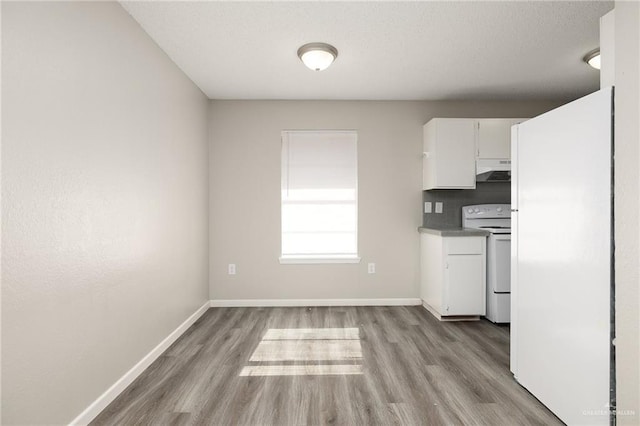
423 152 431 159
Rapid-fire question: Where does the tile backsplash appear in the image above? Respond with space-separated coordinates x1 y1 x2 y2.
422 182 511 227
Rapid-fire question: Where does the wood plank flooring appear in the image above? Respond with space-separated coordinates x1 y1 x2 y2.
91 306 562 425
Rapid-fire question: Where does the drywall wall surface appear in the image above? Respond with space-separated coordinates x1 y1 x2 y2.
209 100 559 301
600 9 615 88
614 1 640 424
1 2 209 424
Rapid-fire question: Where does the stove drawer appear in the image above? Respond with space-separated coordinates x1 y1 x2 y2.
488 234 511 293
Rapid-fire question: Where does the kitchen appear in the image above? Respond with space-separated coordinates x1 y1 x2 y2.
419 93 613 424
2 1 638 425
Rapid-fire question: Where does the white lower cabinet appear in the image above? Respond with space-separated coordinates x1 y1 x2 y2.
420 233 486 319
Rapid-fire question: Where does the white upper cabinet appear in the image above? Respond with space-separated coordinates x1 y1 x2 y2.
476 118 526 159
423 118 476 190
423 117 527 190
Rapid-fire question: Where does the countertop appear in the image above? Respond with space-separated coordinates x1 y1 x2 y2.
418 226 490 237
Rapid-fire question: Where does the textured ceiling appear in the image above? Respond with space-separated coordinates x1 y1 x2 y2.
121 1 613 101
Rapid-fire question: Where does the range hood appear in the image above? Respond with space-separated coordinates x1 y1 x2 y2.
476 159 511 182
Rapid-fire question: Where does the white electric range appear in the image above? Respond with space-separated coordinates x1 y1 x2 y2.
462 204 511 323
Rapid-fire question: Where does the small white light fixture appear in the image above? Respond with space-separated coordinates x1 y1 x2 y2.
583 48 601 70
297 42 338 71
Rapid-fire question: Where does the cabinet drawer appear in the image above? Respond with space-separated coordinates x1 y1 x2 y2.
445 237 485 255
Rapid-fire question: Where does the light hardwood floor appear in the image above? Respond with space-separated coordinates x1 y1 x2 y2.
91 306 562 425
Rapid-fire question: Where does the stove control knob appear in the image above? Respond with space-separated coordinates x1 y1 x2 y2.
467 208 473 214
497 207 503 212
474 208 480 213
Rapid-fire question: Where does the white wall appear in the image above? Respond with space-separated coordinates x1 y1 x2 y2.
208 100 559 302
614 1 640 423
1 2 209 424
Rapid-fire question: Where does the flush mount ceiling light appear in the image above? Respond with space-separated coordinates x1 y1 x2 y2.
583 48 601 70
297 42 338 71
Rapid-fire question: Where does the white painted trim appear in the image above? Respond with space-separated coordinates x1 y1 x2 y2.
422 301 481 322
209 298 422 307
279 256 361 264
69 301 210 426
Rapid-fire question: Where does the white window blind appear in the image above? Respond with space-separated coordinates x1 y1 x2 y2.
281 131 358 262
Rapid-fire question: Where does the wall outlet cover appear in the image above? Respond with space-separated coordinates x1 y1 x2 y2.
435 202 443 214
424 202 432 213
367 263 376 274
228 264 236 275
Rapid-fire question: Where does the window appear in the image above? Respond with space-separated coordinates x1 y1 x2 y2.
280 130 359 263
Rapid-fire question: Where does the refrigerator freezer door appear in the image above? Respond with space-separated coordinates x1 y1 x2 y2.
511 88 612 425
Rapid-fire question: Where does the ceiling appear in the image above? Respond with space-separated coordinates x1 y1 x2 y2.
121 1 613 101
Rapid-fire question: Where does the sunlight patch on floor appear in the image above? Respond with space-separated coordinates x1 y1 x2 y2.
262 327 360 340
240 364 363 376
241 327 363 376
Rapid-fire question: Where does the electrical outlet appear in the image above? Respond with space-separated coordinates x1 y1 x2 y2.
368 263 376 274
435 202 443 214
228 264 236 275
424 202 432 213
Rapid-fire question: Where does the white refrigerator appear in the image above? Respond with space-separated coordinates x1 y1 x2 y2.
510 87 613 425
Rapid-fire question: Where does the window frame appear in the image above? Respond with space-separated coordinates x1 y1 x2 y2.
279 130 360 264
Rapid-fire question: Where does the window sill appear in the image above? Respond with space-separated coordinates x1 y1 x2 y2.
279 255 361 264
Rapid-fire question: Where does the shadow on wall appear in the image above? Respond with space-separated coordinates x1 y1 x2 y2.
422 182 511 227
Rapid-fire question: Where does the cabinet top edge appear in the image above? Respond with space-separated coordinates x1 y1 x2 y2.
419 227 490 237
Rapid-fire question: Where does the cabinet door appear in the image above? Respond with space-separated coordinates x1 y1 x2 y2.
420 233 444 312
444 254 485 315
477 119 525 159
422 121 437 189
432 119 476 189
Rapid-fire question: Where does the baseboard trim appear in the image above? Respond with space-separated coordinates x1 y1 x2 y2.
422 301 481 322
70 301 210 425
209 298 422 307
